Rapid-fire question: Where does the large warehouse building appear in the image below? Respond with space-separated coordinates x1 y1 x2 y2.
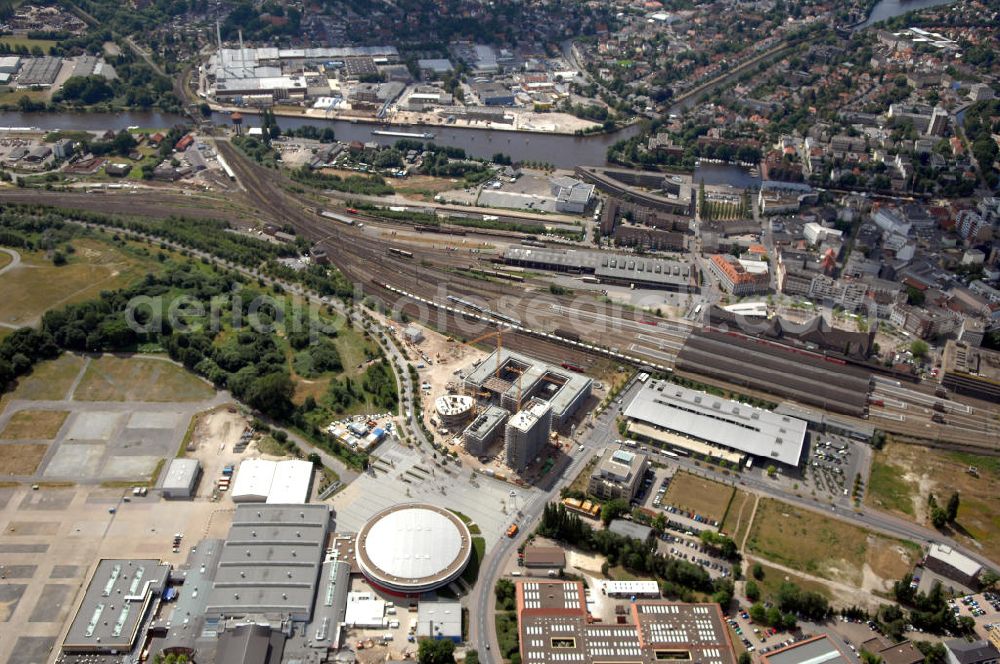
62 559 170 657
205 503 331 622
503 247 695 291
356 503 472 596
624 380 808 467
230 458 314 503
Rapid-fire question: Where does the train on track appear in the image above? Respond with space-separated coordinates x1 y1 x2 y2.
317 209 356 226
415 224 467 236
388 247 414 259
467 267 525 283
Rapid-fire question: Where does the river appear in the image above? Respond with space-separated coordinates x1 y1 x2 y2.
0 0 955 168
858 0 957 29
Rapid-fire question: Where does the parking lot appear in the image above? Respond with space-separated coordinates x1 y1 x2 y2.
657 532 732 579
777 433 868 503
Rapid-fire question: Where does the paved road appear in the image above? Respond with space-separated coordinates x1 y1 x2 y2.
469 378 645 661
0 246 21 276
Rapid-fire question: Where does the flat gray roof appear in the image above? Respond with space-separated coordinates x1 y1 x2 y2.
764 635 852 664
162 458 200 490
625 380 807 466
464 405 508 439
63 559 170 652
206 504 330 620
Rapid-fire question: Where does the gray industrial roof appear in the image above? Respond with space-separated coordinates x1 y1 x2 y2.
465 405 509 438
764 635 852 664
625 380 807 466
206 504 330 620
161 458 200 491
17 56 62 86
608 519 653 541
503 247 690 286
595 256 691 287
63 559 170 652
416 600 463 639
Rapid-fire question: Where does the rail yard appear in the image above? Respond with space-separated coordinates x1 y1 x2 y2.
0 139 994 451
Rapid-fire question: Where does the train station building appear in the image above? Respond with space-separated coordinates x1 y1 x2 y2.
623 380 808 467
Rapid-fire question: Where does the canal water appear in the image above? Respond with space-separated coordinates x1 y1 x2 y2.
0 0 955 169
858 0 957 29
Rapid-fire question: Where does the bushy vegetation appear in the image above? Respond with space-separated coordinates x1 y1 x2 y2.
539 503 729 602
291 166 396 196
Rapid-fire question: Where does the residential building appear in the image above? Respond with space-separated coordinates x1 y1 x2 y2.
945 640 1000 664
709 254 770 296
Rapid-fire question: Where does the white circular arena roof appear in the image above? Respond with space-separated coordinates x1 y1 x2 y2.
357 503 472 594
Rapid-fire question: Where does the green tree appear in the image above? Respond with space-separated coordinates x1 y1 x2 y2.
417 638 456 664
601 498 630 526
751 563 765 580
946 492 960 522
745 579 761 602
910 340 929 360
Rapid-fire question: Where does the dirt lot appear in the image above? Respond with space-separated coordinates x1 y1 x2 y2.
0 443 49 475
74 355 215 403
747 498 919 590
0 410 69 440
661 471 735 523
867 441 1000 565
181 406 253 499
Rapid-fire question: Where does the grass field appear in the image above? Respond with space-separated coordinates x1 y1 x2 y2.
0 354 85 405
0 36 59 51
74 355 215 402
867 458 916 516
720 489 755 543
662 471 735 523
0 410 69 439
0 251 11 270
747 498 918 587
0 443 48 475
0 238 158 328
753 561 832 602
868 442 1000 564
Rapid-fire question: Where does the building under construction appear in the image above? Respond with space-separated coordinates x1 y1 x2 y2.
462 348 593 428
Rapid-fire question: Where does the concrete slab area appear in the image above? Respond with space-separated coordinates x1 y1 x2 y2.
126 411 185 429
64 411 120 440
0 584 27 622
8 636 56 664
49 565 83 579
42 443 105 478
102 454 160 479
27 584 74 622
18 490 73 511
0 565 37 579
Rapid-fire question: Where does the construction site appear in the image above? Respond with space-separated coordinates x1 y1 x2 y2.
425 321 594 478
